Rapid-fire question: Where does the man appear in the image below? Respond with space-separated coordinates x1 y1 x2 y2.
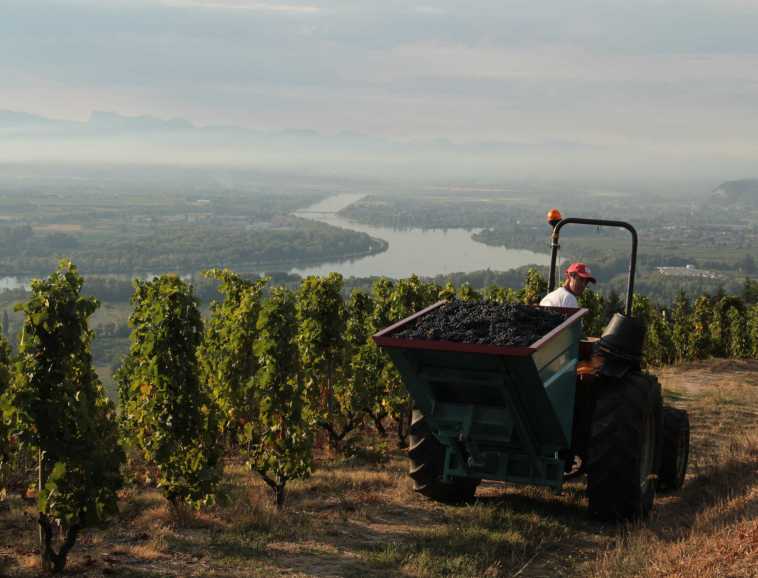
539 262 596 308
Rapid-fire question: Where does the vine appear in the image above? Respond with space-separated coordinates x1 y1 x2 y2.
245 286 312 508
295 273 346 448
2 261 123 573
117 275 221 510
198 269 268 440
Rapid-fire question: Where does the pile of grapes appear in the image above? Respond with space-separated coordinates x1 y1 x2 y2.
393 299 566 347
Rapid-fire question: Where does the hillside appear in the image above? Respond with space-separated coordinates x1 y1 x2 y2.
1 359 755 577
711 179 758 207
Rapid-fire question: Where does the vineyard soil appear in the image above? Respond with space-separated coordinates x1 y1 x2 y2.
0 359 756 577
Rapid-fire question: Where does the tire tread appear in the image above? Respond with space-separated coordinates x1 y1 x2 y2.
586 372 663 521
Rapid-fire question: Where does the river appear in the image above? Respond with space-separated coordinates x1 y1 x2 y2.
0 193 548 289
290 193 548 278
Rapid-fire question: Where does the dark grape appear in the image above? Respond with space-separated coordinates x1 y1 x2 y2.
393 298 565 347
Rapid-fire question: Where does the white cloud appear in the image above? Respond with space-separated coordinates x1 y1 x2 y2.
413 5 446 15
368 42 758 84
159 0 319 13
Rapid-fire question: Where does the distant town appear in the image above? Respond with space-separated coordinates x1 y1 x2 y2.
656 265 724 279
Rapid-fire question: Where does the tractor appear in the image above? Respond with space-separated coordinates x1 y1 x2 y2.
373 209 690 520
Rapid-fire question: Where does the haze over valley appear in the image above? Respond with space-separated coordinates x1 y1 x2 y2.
4 0 758 187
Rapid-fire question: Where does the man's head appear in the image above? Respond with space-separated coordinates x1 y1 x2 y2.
564 262 596 296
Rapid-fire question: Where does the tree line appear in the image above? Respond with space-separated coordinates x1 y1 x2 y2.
0 217 384 275
0 261 756 572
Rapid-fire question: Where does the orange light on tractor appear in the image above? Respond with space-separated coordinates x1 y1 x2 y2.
547 208 562 227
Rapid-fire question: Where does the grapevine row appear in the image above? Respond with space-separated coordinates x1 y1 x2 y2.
0 261 756 572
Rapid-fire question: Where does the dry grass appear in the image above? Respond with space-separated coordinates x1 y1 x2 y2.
586 359 758 578
0 359 756 577
588 435 757 578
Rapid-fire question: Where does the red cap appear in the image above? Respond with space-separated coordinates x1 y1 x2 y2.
566 262 596 283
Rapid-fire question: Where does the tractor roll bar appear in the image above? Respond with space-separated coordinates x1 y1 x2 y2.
548 217 638 317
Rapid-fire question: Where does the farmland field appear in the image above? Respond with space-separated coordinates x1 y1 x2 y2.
1 359 755 577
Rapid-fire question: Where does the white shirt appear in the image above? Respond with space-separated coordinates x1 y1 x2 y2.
539 286 578 308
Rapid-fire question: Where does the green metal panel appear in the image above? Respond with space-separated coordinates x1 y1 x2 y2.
533 319 582 443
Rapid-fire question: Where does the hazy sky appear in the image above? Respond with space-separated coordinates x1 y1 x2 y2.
2 0 758 184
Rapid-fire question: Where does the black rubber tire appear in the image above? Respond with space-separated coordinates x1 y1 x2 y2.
586 372 663 521
408 408 479 503
657 406 690 491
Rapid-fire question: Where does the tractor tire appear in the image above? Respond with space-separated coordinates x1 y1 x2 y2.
408 408 479 503
657 406 689 492
586 372 663 521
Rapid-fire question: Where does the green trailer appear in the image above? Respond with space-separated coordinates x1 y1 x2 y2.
373 212 690 520
374 303 586 491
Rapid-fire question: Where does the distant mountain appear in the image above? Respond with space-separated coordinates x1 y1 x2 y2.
0 108 629 183
0 110 55 126
0 109 194 133
88 110 194 132
0 110 75 128
712 179 758 206
0 109 600 153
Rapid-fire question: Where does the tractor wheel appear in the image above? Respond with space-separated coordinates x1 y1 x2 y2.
408 408 479 503
657 406 689 491
586 372 663 521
